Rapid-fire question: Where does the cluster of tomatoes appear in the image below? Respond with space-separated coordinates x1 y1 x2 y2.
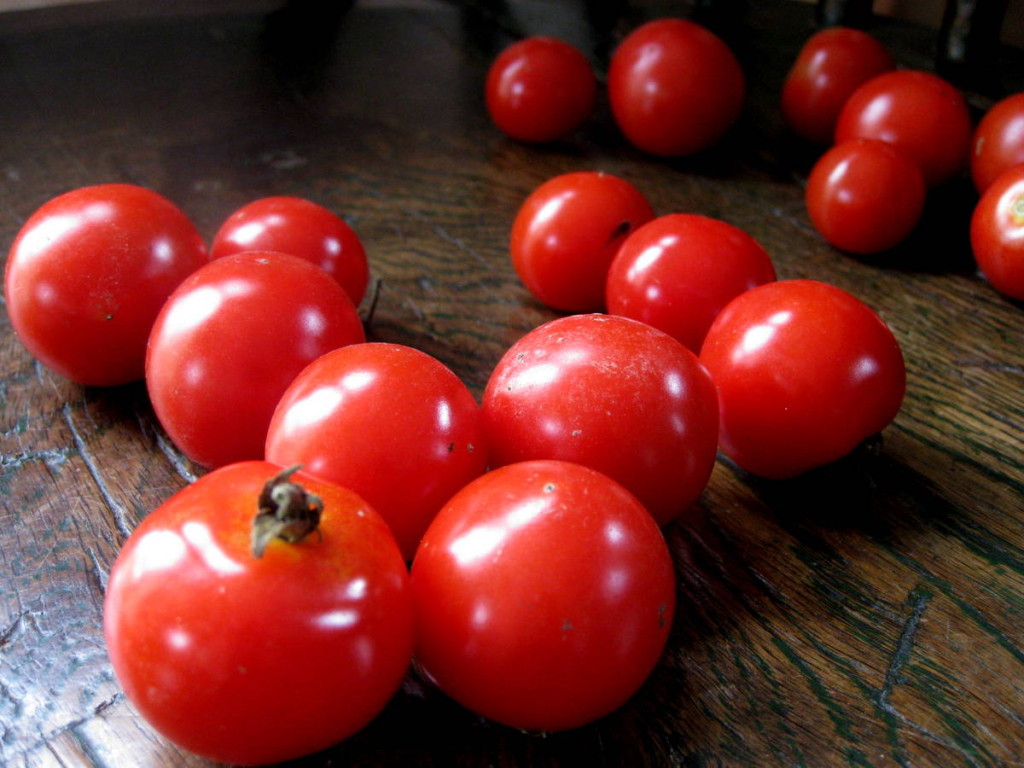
2 181 707 762
3 11 1020 768
782 27 1024 298
507 166 906 482
489 20 1024 300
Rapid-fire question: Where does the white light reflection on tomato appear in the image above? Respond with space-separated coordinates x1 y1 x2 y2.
736 310 792 360
128 521 243 582
294 385 344 426
448 496 547 567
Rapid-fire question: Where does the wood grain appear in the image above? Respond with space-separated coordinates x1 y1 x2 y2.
1 1 1022 766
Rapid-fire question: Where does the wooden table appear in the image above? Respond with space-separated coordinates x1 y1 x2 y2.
2 1 1022 765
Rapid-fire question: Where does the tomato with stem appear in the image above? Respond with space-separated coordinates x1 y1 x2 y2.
970 163 1024 300
104 461 414 766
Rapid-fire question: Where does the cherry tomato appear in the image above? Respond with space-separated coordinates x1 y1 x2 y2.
835 69 972 187
805 138 926 254
104 461 413 765
510 171 654 312
265 342 488 561
608 17 745 157
411 459 675 732
146 250 364 469
485 36 597 143
780 26 894 145
482 314 719 525
699 279 906 479
970 163 1024 300
970 92 1024 194
4 184 207 386
606 213 776 352
210 195 370 306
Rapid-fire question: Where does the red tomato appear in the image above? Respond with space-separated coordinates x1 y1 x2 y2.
971 92 1024 194
510 171 654 312
4 184 207 386
104 461 413 765
210 195 370 306
482 314 719 525
835 69 972 187
485 36 597 143
411 459 675 732
606 213 776 352
608 17 745 156
265 342 488 561
146 251 364 469
699 279 906 479
805 138 926 254
970 163 1024 300
780 26 895 144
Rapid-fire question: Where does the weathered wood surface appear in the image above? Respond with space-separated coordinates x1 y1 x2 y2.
1 1 1022 765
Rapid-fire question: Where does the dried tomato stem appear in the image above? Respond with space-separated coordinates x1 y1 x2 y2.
251 465 323 557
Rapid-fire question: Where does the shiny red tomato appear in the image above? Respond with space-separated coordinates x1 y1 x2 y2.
835 69 972 187
608 17 745 156
510 171 653 312
265 342 488 561
780 26 894 144
700 279 906 479
970 163 1024 300
210 195 370 306
482 314 719 525
485 36 597 143
606 213 776 352
146 250 364 469
4 184 207 386
805 138 926 254
411 459 675 732
970 92 1024 194
104 461 413 766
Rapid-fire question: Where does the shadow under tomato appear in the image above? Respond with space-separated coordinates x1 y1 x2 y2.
856 177 979 275
291 656 694 768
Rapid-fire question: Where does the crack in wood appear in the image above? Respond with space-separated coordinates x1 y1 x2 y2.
8 693 127 767
61 403 133 542
877 586 931 715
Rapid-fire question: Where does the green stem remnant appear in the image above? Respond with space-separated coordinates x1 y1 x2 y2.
251 466 324 558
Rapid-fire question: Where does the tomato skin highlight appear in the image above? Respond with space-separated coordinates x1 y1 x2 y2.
482 313 719 525
699 279 906 479
485 36 597 143
608 17 745 156
266 342 488 561
510 171 654 313
4 183 208 386
411 459 675 733
210 195 370 306
835 69 972 187
606 213 777 352
103 461 414 766
970 164 1024 300
780 26 894 145
805 138 926 254
146 250 365 469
